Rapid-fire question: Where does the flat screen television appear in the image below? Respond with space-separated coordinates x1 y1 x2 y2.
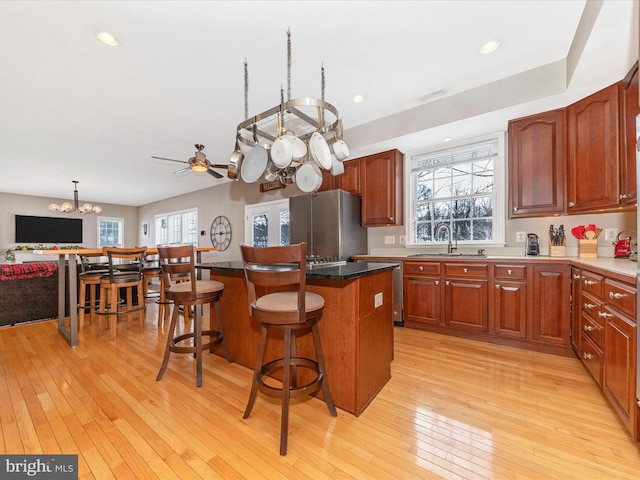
15 215 83 244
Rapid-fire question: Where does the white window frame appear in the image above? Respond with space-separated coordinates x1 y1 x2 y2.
405 132 506 248
244 199 290 247
97 216 124 248
155 208 199 246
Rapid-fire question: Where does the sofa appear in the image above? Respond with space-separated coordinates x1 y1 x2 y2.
0 262 71 327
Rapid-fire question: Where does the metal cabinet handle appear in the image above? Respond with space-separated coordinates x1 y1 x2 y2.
568 201 575 207
582 352 593 360
418 266 423 271
446 281 450 286
463 268 468 273
597 311 613 318
583 325 594 332
495 284 501 289
513 207 518 212
573 274 582 280
584 279 596 286
507 269 512 275
583 303 595 309
620 193 630 199
435 280 439 286
609 292 624 300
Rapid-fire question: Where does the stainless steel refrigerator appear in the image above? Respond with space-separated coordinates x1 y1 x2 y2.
289 189 368 260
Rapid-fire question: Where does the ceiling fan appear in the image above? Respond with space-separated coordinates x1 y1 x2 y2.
152 144 227 179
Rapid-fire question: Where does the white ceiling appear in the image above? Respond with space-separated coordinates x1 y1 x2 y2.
0 0 637 207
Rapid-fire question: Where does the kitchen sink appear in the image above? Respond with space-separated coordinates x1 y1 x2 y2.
409 253 487 257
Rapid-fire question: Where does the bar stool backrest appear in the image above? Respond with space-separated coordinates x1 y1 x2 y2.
102 247 147 282
157 245 198 298
240 242 309 324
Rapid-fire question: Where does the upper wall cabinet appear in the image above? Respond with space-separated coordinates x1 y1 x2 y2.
620 61 639 205
508 109 566 218
566 83 621 213
360 149 404 227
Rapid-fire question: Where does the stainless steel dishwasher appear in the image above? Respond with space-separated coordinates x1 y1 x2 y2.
357 259 403 327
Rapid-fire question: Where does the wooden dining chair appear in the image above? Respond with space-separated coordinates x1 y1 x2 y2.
240 242 336 455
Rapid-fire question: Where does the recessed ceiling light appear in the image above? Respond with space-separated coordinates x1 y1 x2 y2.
97 31 118 47
443 137 452 142
352 95 365 103
479 39 499 54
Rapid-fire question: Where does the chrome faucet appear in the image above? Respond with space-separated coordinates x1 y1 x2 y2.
435 223 457 254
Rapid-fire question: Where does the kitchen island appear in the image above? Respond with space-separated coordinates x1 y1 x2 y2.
198 261 396 416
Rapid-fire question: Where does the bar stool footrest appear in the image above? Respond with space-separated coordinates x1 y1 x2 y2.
257 357 323 399
168 330 223 354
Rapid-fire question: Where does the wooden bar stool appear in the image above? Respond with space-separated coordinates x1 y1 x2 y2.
240 242 336 455
96 247 147 340
156 245 232 387
78 254 110 330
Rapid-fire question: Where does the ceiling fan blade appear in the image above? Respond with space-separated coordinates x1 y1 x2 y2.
152 156 188 164
210 164 229 170
207 168 223 179
173 167 191 174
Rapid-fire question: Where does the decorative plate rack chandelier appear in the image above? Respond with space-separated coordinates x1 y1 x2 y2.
228 30 349 193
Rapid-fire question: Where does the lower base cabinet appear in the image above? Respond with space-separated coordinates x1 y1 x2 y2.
403 260 571 354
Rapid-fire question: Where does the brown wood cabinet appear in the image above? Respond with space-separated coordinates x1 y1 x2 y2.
567 83 621 212
620 61 639 205
508 109 566 218
493 264 528 339
573 269 638 439
401 259 570 354
571 267 582 353
338 158 360 195
530 264 571 346
360 149 403 226
403 261 441 326
444 263 489 333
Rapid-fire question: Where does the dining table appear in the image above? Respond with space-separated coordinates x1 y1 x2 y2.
33 246 216 347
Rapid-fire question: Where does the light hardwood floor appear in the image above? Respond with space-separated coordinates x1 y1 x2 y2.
1 304 639 479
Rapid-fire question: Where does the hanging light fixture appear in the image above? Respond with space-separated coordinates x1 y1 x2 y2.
48 180 102 214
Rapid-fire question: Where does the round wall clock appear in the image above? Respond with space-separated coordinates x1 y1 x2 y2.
210 215 232 251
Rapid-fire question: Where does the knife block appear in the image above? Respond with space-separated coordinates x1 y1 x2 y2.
578 239 598 258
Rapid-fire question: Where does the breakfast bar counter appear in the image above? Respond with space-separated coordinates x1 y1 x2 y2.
198 261 396 416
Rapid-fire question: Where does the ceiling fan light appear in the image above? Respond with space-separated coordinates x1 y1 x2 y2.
191 163 208 172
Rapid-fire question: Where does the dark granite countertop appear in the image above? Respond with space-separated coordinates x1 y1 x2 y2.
198 261 398 281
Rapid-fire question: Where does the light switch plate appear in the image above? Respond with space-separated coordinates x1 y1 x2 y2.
605 228 618 242
374 292 383 308
516 231 526 243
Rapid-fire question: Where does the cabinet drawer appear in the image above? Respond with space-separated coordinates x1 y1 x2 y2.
404 261 440 276
581 271 604 298
580 332 603 386
604 279 636 318
444 263 488 278
581 311 603 348
494 264 527 279
581 290 604 325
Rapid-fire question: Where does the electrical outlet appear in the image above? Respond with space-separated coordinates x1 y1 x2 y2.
516 231 526 242
374 292 383 308
384 235 395 245
604 228 618 242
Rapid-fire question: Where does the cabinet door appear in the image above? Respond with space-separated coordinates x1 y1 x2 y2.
444 278 488 332
318 168 336 192
493 280 527 338
603 308 637 435
403 275 440 325
620 62 639 204
567 84 620 212
530 264 570 346
571 268 582 354
361 149 403 226
338 158 360 195
508 109 566 218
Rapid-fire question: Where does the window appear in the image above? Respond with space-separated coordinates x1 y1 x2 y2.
407 133 505 246
244 199 290 247
97 217 124 248
155 208 198 246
